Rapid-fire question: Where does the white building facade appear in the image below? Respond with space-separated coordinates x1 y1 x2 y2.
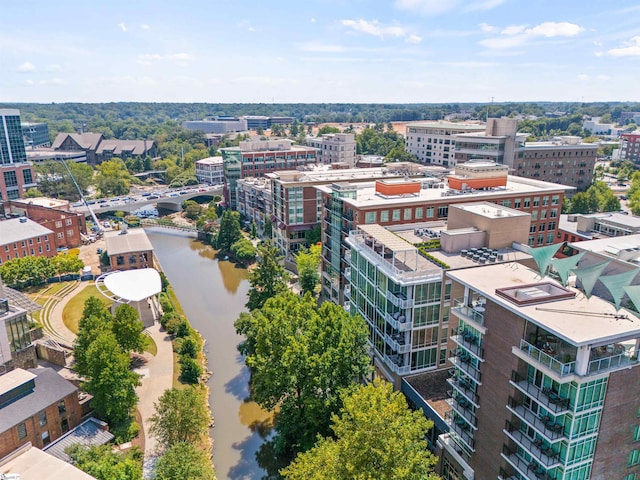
405 121 485 166
195 156 224 185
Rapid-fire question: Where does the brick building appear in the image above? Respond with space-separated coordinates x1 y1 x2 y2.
620 132 640 164
104 228 154 271
6 198 87 249
0 218 56 264
0 368 82 458
52 133 156 166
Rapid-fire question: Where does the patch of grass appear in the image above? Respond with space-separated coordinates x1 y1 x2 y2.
62 285 112 334
166 286 186 317
143 334 157 356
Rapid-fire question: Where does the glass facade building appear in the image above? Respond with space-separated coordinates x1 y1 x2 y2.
0 110 27 165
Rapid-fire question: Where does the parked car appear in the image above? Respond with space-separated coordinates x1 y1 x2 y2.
148 195 159 200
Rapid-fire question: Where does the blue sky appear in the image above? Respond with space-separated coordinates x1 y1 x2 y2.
2 0 640 103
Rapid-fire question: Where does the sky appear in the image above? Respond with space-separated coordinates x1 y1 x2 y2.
1 0 640 104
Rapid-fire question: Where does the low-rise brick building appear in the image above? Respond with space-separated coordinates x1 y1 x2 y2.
0 218 56 264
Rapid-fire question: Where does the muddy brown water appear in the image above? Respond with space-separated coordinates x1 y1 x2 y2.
146 229 272 479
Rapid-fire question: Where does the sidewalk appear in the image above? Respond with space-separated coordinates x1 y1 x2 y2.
47 282 86 346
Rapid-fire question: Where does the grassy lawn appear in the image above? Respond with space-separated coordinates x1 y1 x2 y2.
143 334 157 356
62 285 112 334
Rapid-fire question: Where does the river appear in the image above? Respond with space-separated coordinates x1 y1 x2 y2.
146 229 270 480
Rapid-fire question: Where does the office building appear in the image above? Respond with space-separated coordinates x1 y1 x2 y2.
318 162 570 304
307 133 357 167
582 118 624 138
620 132 640 164
558 212 640 243
0 218 56 263
0 110 37 201
52 133 156 166
236 177 272 236
195 156 224 185
21 122 50 148
437 249 640 480
243 116 294 130
0 368 82 458
405 121 485 166
182 117 248 134
220 139 318 209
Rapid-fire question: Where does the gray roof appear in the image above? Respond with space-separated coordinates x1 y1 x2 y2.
104 228 154 256
52 133 103 151
95 139 155 156
43 417 114 463
0 444 97 480
0 218 54 246
0 368 78 434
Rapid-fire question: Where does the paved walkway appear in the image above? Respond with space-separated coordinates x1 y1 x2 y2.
47 282 86 347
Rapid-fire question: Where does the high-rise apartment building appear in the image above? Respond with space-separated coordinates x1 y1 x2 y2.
0 109 37 200
620 132 640 164
405 121 485 166
307 133 357 167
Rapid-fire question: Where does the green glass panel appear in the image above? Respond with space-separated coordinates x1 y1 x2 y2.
624 285 640 314
599 269 640 309
529 243 562 277
574 261 610 298
550 252 585 286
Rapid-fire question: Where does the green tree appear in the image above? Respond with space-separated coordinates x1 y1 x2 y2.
112 304 146 354
50 253 84 280
304 225 321 246
83 331 140 425
281 381 439 480
24 188 43 198
235 292 370 456
36 161 94 200
216 210 242 252
296 245 321 296
317 125 341 135
230 238 257 265
385 145 417 163
96 159 130 197
73 313 110 377
154 442 215 480
66 444 142 480
149 387 211 447
250 220 258 239
179 357 202 384
246 242 289 311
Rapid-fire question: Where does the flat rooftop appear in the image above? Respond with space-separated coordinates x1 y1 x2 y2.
13 197 69 209
316 175 570 208
104 228 154 256
196 156 223 165
0 218 54 245
451 202 529 219
569 234 640 258
0 444 96 480
447 263 640 346
404 369 452 420
405 121 484 131
0 369 36 397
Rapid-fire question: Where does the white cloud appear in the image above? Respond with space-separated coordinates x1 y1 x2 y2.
17 61 36 72
394 0 505 15
480 21 584 50
137 53 193 66
607 36 640 57
25 79 35 86
140 24 151 30
45 64 63 72
118 22 127 32
341 19 421 43
597 74 611 80
479 23 496 33
39 78 65 86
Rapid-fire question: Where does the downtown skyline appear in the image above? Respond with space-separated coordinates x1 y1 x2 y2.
2 0 640 104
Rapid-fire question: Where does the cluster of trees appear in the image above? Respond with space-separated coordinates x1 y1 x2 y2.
73 298 144 435
563 181 620 214
0 253 84 288
66 444 143 480
356 125 414 161
626 172 640 216
214 210 257 265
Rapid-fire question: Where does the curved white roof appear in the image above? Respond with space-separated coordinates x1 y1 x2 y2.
101 268 161 302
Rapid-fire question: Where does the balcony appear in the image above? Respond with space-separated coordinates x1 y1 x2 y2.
345 267 351 281
501 446 555 480
389 291 414 309
504 421 561 469
588 345 639 375
449 351 482 384
385 312 412 332
510 372 570 414
507 398 565 442
518 339 575 377
345 250 351 262
447 376 479 407
446 396 477 429
451 329 484 359
344 285 351 300
385 333 411 354
445 413 476 452
384 354 411 376
451 299 485 328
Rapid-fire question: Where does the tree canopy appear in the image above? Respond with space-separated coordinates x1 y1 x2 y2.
66 444 142 480
154 442 216 480
216 210 242 252
295 245 321 296
281 381 440 480
246 242 289 311
95 158 131 197
235 292 370 457
564 181 620 214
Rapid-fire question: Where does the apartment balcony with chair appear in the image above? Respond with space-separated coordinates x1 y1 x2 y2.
446 395 477 429
504 421 561 469
445 412 476 452
385 333 411 354
345 267 351 281
588 341 639 375
506 397 566 442
501 446 557 480
510 371 571 414
451 328 484 359
447 375 479 407
344 284 351 300
385 311 412 332
449 350 482 383
517 339 576 377
389 290 414 309
451 298 485 329
384 353 411 375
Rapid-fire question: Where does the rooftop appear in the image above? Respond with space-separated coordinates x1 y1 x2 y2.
0 368 77 434
13 197 70 210
0 218 54 246
268 163 439 185
98 268 162 303
568 234 640 262
447 263 640 346
405 121 485 131
0 443 96 480
195 156 223 165
0 369 36 397
451 202 530 219
316 175 570 208
104 228 154 256
404 369 452 420
44 417 114 463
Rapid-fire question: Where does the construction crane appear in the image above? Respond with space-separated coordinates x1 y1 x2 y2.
59 158 102 236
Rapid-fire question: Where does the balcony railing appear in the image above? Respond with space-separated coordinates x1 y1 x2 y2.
385 312 412 332
507 397 565 442
385 333 411 354
519 339 576 377
588 349 639 375
345 250 351 262
449 352 482 384
345 267 351 281
344 285 351 300
501 446 556 480
451 330 484 359
446 397 477 429
446 413 476 451
451 299 485 327
389 291 414 309
510 372 571 414
384 354 411 376
504 421 561 468
447 376 479 406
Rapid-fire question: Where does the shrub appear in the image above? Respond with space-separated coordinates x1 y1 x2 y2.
165 317 184 336
160 293 174 313
176 321 190 338
179 338 197 359
179 357 202 384
160 311 180 329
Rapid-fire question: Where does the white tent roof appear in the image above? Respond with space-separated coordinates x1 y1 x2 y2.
100 268 161 302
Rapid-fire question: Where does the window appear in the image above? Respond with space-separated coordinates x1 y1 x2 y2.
55 221 62 228
392 209 401 221
437 206 448 218
38 411 47 427
23 169 33 184
533 197 540 207
404 208 412 221
524 198 531 208
531 211 538 221
426 207 435 218
380 210 389 222
65 219 72 226
17 422 27 439
57 233 64 239
58 400 67 414
41 431 51 446
634 425 640 442
629 449 640 466
3 171 18 187
514 198 521 209
116 256 125 265
67 229 74 237
415 207 423 219
46 245 50 251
